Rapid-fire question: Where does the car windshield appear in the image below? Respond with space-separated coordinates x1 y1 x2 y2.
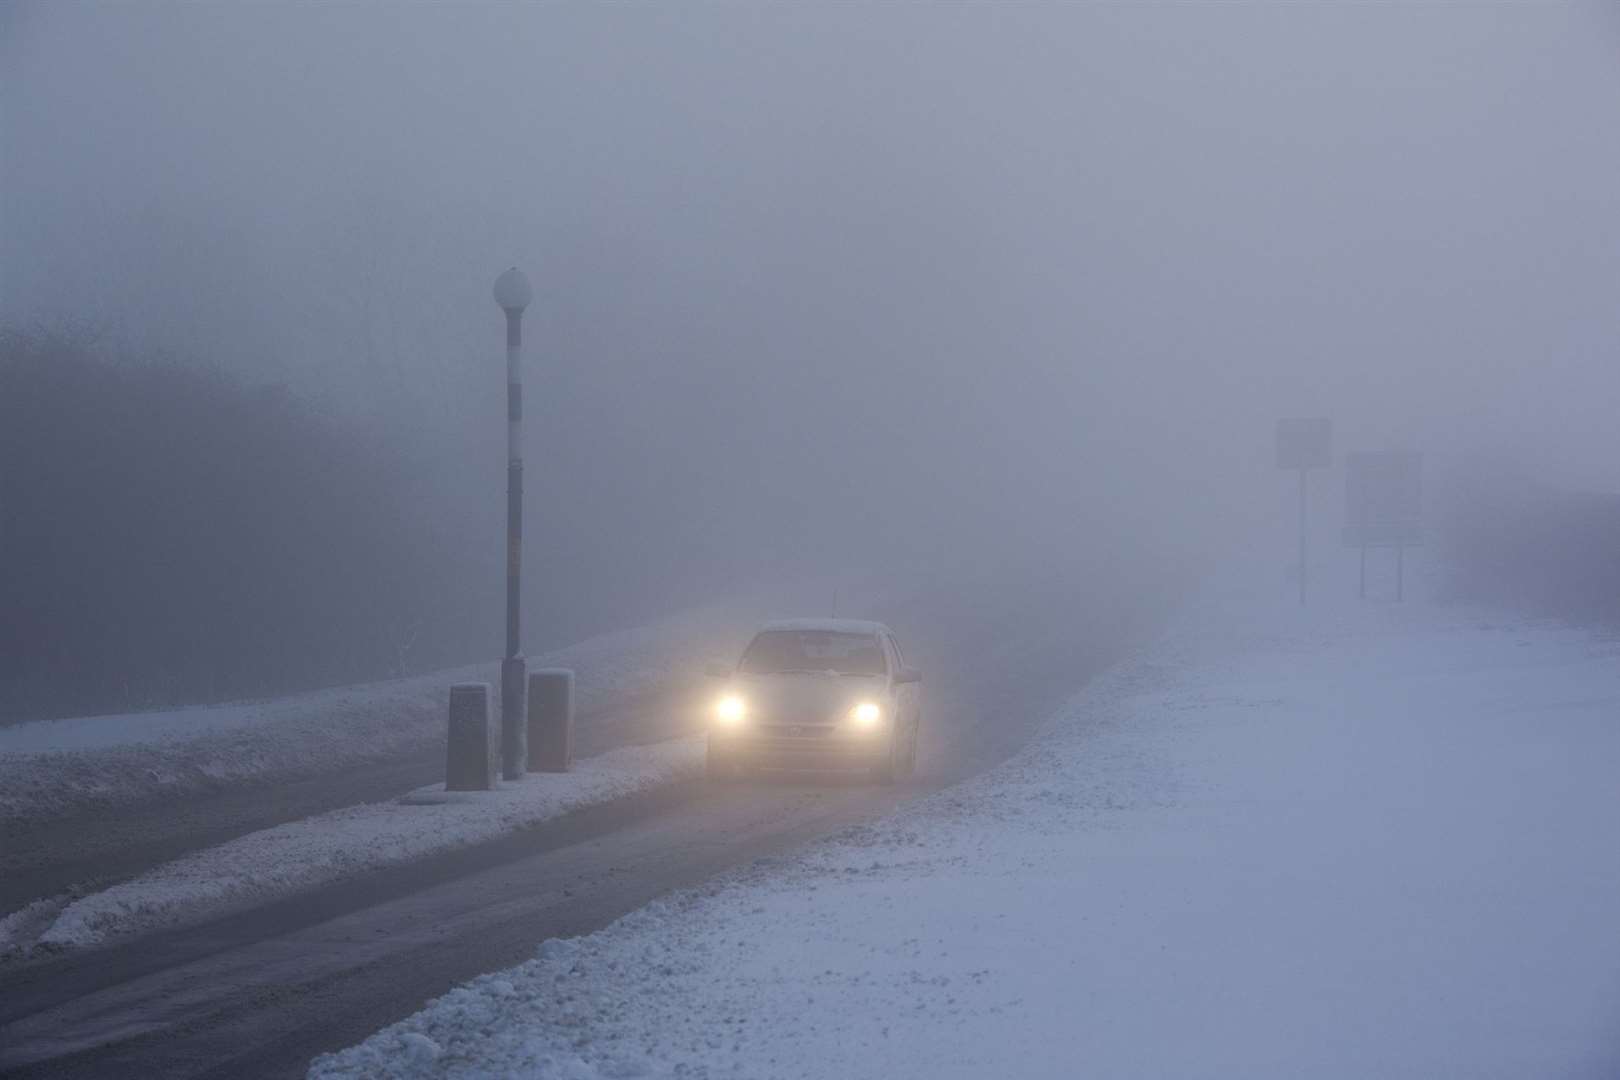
738 630 887 676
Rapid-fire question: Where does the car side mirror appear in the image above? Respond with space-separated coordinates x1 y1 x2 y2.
705 662 732 679
893 666 921 685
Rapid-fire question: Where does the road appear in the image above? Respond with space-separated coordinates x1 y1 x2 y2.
0 571 1170 1079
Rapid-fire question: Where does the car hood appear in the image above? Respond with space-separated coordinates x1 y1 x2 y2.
732 672 887 723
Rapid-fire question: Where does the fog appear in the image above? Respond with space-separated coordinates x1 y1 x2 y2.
5 2 1620 710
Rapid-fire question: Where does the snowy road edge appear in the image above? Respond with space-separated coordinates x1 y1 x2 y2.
0 737 705 960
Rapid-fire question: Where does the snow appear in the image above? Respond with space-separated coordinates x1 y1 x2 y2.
310 564 1620 1079
1 738 702 957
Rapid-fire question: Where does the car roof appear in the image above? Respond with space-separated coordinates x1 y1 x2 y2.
756 618 892 637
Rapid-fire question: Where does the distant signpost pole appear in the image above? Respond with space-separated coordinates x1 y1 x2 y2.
493 267 533 781
1276 418 1332 605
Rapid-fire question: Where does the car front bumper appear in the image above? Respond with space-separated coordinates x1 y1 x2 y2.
711 723 890 771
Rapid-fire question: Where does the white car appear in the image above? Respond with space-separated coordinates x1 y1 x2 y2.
704 619 922 782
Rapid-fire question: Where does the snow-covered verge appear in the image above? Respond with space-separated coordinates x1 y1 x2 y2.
311 576 1620 1079
1 737 703 959
0 602 751 826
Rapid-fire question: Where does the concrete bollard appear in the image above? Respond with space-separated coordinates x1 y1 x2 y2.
500 656 528 781
446 682 496 791
527 668 574 773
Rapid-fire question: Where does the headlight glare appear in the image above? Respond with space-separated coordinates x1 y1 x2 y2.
848 702 882 729
714 694 747 727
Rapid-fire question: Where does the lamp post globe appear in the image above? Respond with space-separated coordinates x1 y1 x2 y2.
493 267 532 313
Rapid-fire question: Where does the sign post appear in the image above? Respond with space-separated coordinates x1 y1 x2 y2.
1276 418 1332 605
1343 450 1423 601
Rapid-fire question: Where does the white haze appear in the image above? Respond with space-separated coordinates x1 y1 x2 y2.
4 1 1619 646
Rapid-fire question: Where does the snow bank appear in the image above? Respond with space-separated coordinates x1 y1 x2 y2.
312 578 1620 1079
3 738 703 957
0 602 750 825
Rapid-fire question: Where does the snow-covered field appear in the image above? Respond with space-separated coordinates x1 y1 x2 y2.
311 571 1620 1079
0 737 703 958
0 602 753 825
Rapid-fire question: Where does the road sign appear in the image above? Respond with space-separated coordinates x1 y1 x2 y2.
1344 451 1423 548
1276 418 1332 470
1344 450 1422 602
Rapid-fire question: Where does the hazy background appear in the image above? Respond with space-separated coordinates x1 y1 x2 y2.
4 2 1619 717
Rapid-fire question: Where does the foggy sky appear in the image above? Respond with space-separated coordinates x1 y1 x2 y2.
5 2 1620 643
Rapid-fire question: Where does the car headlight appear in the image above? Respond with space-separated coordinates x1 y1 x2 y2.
714 694 747 727
847 702 883 730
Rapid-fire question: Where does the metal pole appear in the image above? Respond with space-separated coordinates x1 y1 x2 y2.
505 308 523 660
493 267 532 783
1298 466 1307 605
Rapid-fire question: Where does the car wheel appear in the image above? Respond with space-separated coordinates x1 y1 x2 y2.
902 715 920 777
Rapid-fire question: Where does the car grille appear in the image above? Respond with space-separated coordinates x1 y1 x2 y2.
757 721 835 740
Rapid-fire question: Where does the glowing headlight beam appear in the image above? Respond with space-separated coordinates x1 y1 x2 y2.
849 702 882 728
715 695 747 727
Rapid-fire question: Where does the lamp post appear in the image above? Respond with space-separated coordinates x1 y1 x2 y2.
493 267 532 780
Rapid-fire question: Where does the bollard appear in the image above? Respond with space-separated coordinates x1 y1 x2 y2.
501 656 528 781
527 668 574 773
446 682 496 791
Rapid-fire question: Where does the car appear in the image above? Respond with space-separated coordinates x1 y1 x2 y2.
703 618 922 782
